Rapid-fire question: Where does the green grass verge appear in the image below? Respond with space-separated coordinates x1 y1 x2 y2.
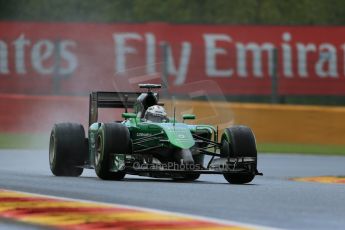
0 133 345 156
0 133 49 149
257 143 345 156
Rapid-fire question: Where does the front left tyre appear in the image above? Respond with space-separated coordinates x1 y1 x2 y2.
95 123 130 180
49 123 86 176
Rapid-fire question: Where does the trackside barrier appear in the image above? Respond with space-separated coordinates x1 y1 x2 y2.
1 94 344 145
164 100 345 145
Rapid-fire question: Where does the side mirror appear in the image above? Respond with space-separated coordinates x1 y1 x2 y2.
182 114 196 121
122 113 136 119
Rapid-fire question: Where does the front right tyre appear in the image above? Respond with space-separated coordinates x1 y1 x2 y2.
220 125 257 184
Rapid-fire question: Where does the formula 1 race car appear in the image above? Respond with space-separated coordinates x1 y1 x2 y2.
49 84 262 184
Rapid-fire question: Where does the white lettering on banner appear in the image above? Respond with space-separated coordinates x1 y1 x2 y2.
203 34 233 77
341 44 345 76
2 29 345 81
13 34 30 74
145 33 156 75
113 33 142 74
59 40 78 75
296 43 317 78
111 31 345 83
315 44 338 78
113 32 190 84
203 32 344 79
0 34 78 76
282 32 293 78
32 40 55 74
167 42 191 85
0 41 9 74
236 43 275 78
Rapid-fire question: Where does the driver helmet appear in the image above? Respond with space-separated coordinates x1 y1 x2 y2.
144 105 168 123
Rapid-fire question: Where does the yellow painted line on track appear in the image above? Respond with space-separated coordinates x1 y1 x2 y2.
291 176 345 184
0 189 276 230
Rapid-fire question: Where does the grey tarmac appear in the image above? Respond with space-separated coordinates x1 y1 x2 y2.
0 150 344 230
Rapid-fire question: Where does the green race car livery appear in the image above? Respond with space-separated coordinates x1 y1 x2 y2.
49 84 262 184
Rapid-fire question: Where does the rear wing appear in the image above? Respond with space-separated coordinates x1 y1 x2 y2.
89 91 141 126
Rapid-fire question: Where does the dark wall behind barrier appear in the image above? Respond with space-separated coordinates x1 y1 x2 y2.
1 22 345 96
1 0 345 25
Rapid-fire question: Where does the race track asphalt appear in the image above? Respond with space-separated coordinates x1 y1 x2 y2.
0 150 344 230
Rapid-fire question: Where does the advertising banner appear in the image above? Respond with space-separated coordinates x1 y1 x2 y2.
1 22 345 95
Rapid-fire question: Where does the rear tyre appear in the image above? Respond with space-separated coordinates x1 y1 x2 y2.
49 123 86 176
95 123 129 180
221 125 257 184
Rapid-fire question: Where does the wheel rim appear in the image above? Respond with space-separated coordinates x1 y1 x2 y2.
95 135 102 166
49 133 55 166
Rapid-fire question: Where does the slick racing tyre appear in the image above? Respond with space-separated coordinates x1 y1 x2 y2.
95 123 130 180
221 125 257 184
49 123 86 176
